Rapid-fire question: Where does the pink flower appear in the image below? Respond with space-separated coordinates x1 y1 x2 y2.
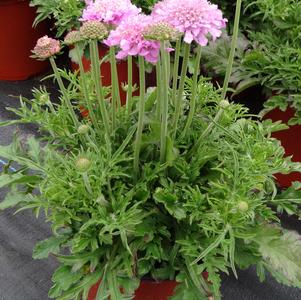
81 0 141 26
152 0 227 46
105 14 161 64
32 36 60 60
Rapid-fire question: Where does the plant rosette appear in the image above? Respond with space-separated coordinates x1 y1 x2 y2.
1 0 301 300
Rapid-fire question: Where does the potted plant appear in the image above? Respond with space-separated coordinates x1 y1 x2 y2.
1 0 301 299
0 0 50 80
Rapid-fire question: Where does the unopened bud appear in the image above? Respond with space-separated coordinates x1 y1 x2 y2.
143 22 182 41
77 124 90 135
64 30 83 45
80 21 108 41
237 201 249 212
219 100 230 109
76 157 91 172
39 93 50 105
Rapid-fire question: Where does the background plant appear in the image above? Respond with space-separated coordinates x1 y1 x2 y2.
203 0 301 123
30 0 85 37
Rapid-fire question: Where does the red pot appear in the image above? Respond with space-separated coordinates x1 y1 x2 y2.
264 107 301 188
0 0 50 80
71 45 140 105
88 272 209 300
88 280 177 300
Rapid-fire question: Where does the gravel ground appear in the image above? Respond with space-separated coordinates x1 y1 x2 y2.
0 76 301 300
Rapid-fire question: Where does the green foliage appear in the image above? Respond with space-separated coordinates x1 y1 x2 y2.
30 0 85 37
1 64 301 298
132 0 159 13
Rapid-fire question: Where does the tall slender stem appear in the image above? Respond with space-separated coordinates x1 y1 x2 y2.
110 47 121 109
160 42 169 163
171 40 181 106
221 0 242 99
133 56 146 178
156 58 162 120
172 43 190 138
75 44 99 129
126 56 133 116
49 57 78 127
89 40 111 141
182 46 202 138
109 47 117 130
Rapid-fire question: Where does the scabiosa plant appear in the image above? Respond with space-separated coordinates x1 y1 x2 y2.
2 0 301 299
81 0 141 26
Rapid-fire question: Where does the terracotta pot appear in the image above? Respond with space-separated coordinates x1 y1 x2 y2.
88 272 209 300
264 107 301 188
71 45 140 105
0 0 50 80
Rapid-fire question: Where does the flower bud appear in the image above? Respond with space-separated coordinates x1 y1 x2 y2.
219 100 230 109
75 157 91 172
64 30 83 45
96 194 109 207
237 201 249 213
143 22 182 41
38 93 50 105
80 21 109 41
32 36 61 60
77 124 90 135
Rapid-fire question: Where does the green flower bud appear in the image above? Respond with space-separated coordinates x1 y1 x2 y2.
80 21 108 41
219 100 230 108
64 30 83 45
237 201 249 212
75 157 91 172
38 93 50 105
77 124 90 135
143 22 182 41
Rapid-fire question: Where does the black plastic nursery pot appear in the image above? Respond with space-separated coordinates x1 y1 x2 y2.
0 0 50 80
264 107 301 188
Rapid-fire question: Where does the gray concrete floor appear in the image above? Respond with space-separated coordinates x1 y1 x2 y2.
1 77 301 300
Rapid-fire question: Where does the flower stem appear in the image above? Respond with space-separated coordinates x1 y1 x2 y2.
171 40 181 106
75 44 99 129
160 42 170 163
83 172 92 194
89 40 111 140
221 0 242 99
49 57 78 127
181 46 202 138
109 46 121 130
133 56 146 178
172 43 190 138
156 58 162 120
126 55 133 116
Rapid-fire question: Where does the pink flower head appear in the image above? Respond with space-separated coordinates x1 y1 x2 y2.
152 0 227 46
105 14 161 64
81 0 141 26
32 36 60 60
